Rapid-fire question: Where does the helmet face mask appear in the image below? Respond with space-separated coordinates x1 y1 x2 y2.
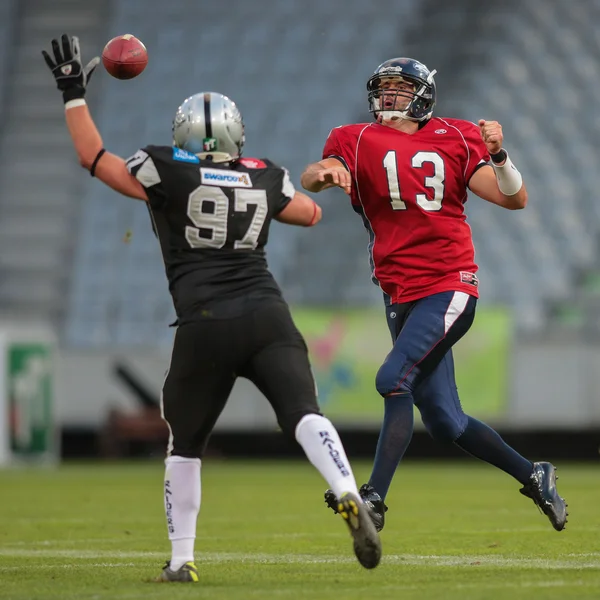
172 92 245 162
367 58 437 122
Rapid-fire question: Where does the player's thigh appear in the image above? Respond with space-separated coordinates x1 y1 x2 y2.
376 291 476 395
414 350 468 441
162 322 237 456
242 303 320 434
244 342 320 435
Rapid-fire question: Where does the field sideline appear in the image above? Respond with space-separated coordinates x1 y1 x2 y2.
0 461 599 599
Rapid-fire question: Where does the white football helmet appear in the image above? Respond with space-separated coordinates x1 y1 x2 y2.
172 92 245 162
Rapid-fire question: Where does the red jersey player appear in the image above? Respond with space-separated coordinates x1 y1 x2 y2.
302 57 567 533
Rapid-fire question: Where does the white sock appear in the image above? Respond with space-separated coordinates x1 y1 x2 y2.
164 455 201 570
295 414 359 499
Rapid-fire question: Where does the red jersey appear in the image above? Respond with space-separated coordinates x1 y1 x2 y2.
322 117 489 303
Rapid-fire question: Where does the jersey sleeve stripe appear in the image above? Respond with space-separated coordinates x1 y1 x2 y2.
469 159 488 181
135 156 162 188
281 168 296 199
125 149 149 172
326 154 351 172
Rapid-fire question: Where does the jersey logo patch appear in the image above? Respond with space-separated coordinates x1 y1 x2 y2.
239 158 267 169
460 272 479 287
172 147 200 163
200 168 253 188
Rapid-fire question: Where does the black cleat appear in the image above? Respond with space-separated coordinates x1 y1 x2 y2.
358 483 388 532
324 484 388 532
338 491 382 569
519 462 568 531
155 560 199 583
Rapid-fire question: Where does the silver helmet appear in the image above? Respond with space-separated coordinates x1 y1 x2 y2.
172 92 245 162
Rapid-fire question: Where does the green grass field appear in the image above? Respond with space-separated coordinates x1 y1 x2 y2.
0 461 599 599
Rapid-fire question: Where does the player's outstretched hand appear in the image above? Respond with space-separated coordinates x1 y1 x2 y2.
42 34 100 103
317 166 352 195
478 119 503 155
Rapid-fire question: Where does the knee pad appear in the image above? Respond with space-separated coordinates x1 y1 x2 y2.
375 357 412 397
420 405 467 444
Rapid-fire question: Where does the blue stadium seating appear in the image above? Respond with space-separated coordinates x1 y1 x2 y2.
65 0 600 344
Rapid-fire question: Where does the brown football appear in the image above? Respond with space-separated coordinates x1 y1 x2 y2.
101 34 148 80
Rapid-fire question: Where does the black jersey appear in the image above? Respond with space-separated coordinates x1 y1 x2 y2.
126 145 294 322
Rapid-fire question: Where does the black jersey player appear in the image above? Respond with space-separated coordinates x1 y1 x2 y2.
43 34 382 580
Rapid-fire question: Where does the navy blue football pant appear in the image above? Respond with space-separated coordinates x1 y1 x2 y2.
376 290 477 442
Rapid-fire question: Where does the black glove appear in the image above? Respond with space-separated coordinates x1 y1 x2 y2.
42 34 100 103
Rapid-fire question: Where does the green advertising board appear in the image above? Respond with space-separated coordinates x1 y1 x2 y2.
8 343 54 455
0 327 57 465
291 306 512 426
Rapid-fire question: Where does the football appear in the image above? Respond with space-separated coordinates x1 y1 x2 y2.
101 34 148 80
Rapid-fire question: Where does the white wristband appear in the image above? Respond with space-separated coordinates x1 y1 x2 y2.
490 151 523 196
65 98 87 110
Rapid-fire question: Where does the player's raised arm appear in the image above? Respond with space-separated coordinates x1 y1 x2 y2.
275 191 322 227
468 119 528 210
301 157 352 194
42 34 148 201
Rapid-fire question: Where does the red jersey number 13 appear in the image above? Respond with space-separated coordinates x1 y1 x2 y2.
383 150 445 212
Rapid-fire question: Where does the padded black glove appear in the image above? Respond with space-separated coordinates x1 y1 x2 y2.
42 34 100 103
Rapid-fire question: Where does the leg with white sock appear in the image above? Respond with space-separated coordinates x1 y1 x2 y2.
293 411 381 569
241 330 361 498
242 338 360 498
164 455 201 570
295 413 359 498
243 335 382 569
158 321 237 581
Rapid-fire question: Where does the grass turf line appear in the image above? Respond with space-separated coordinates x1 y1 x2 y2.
0 461 598 599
